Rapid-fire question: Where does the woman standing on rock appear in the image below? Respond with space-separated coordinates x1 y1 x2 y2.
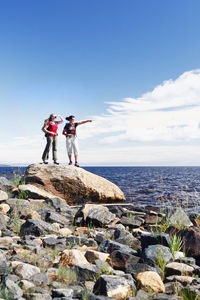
62 115 92 167
42 114 64 164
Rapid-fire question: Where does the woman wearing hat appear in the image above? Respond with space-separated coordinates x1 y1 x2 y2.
62 115 92 166
42 114 64 164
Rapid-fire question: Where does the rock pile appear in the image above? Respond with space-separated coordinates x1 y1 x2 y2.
0 173 199 299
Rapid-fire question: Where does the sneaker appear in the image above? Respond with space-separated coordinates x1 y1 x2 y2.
54 161 59 165
74 162 79 167
68 161 72 165
43 161 48 164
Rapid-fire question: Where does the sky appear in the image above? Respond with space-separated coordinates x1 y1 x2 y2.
1 0 200 166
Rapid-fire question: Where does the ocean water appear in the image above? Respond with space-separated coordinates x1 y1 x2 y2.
1 166 200 212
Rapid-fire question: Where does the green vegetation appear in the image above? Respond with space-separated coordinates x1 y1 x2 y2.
169 233 184 260
156 249 167 280
12 172 25 187
179 288 199 300
56 266 77 284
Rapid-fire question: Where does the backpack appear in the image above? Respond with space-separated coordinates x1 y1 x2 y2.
42 119 49 137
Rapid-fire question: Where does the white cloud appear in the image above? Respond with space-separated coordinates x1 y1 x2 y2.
2 69 200 165
78 69 200 144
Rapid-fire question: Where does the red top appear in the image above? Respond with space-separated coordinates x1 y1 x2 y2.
47 121 58 136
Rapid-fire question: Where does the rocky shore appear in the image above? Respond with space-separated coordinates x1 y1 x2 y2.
0 166 199 299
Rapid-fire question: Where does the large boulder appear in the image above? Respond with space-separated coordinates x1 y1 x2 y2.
25 164 125 204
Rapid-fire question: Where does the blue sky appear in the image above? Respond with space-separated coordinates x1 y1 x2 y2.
1 0 200 165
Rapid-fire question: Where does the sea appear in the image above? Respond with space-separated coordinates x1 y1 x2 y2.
1 166 200 213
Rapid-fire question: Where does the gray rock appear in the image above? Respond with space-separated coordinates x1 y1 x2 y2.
20 219 59 236
6 198 30 206
99 239 137 256
135 289 149 300
52 288 74 298
93 274 136 299
65 236 98 248
141 232 171 249
142 244 173 266
110 250 140 270
168 207 193 227
75 204 116 227
30 272 50 284
75 264 98 281
45 210 71 225
4 278 23 298
117 216 144 228
45 197 73 213
113 229 141 251
14 263 40 279
0 177 15 192
126 263 162 279
23 294 51 300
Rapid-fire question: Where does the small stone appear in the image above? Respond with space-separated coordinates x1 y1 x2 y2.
0 190 8 201
136 271 165 293
0 204 10 214
59 227 72 237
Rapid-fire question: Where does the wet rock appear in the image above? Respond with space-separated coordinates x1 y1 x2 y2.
93 274 135 300
20 219 59 237
0 190 8 201
14 263 40 279
141 244 173 265
136 271 165 293
165 262 194 276
141 232 171 249
25 164 125 204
